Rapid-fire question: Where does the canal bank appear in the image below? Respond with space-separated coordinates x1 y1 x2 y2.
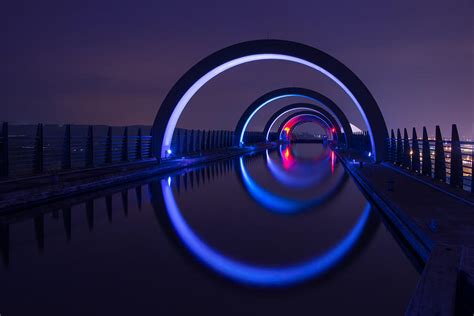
0 144 275 213
337 152 474 315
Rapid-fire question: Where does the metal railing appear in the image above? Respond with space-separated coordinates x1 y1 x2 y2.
386 125 473 193
0 123 153 178
0 123 241 179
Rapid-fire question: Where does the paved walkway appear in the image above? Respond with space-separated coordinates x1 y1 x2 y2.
340 157 474 315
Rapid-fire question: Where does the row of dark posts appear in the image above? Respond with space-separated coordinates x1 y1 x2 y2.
0 123 150 177
388 124 472 193
171 129 235 156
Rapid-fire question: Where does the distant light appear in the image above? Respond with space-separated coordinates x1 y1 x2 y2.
167 149 172 155
167 177 172 186
331 127 336 133
368 152 372 157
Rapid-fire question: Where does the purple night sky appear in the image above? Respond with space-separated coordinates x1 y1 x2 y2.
4 0 473 138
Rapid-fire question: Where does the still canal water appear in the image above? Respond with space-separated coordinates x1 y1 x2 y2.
0 144 419 315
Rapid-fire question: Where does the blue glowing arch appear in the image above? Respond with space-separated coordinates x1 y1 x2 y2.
151 40 388 161
159 178 373 287
262 103 344 143
278 112 334 142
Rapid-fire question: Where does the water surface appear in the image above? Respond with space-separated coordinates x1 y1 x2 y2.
0 144 419 316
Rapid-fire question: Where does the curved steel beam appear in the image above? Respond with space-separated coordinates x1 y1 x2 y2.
235 88 354 150
263 103 345 143
152 39 388 161
278 112 334 142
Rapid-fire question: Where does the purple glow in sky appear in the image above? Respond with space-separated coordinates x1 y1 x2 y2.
3 0 473 138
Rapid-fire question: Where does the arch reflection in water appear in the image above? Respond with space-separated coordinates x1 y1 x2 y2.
265 145 334 188
157 176 375 287
238 145 347 214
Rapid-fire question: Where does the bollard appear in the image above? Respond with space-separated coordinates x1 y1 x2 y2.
421 126 432 176
411 127 420 173
449 124 462 188
62 125 72 169
434 125 446 182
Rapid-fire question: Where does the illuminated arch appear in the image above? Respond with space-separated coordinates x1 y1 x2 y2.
263 102 345 143
152 40 388 161
278 112 334 142
236 88 353 147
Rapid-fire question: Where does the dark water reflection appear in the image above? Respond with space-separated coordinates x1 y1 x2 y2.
0 144 419 316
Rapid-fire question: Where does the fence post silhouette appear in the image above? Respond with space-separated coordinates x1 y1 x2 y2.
411 127 420 173
434 125 446 182
449 124 462 188
389 129 395 163
396 129 403 166
136 128 143 160
34 123 44 174
421 126 431 176
105 127 113 164
62 124 72 169
402 128 410 169
85 125 94 168
0 122 8 177
121 127 129 162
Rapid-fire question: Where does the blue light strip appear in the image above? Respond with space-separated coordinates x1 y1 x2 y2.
239 156 345 214
161 179 372 287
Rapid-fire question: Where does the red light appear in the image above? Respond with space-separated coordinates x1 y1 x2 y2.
331 127 336 133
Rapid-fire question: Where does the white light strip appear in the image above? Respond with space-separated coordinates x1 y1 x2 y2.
162 54 374 159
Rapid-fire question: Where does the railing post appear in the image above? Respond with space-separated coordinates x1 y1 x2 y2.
34 123 44 174
422 126 432 177
471 150 474 195
105 126 112 164
197 130 202 152
411 127 420 173
402 128 411 169
182 129 188 154
1 122 9 177
190 130 195 153
62 124 72 169
149 129 153 158
206 130 211 151
434 125 446 182
174 129 181 155
389 129 396 163
202 130 207 152
121 127 128 162
85 125 94 168
449 124 462 188
136 128 143 160
396 129 403 166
